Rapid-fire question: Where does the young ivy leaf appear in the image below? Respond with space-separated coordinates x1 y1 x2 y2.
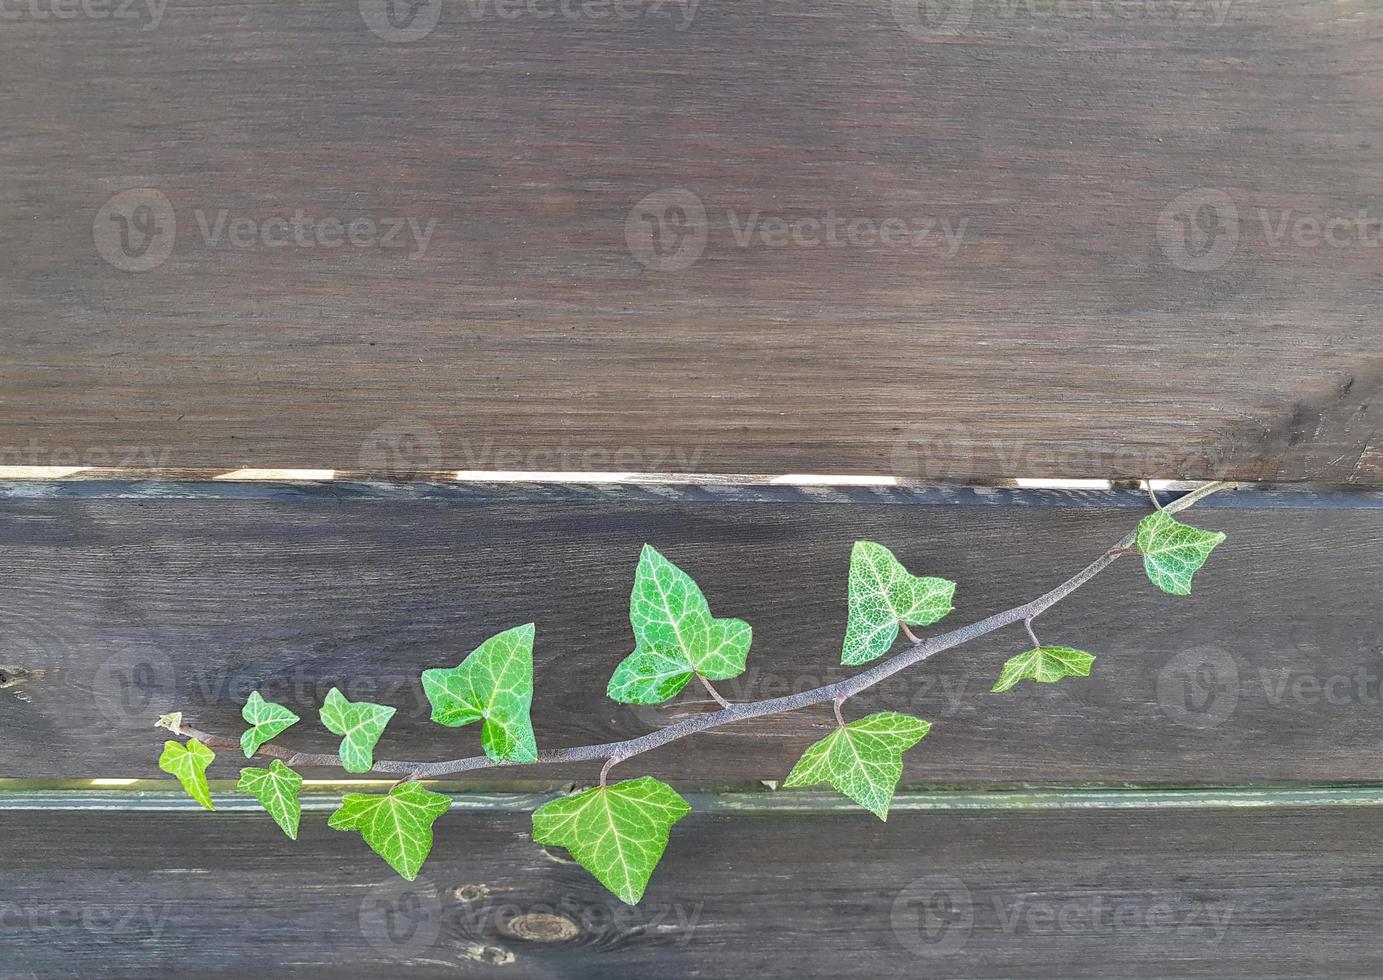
158 738 216 811
782 711 930 820
328 782 452 881
842 542 956 665
606 545 752 705
319 687 395 773
992 646 1095 693
240 691 301 758
531 776 691 905
1135 510 1227 596
237 759 304 840
421 623 537 763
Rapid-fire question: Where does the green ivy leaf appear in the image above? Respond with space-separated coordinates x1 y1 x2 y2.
782 711 930 820
531 776 691 905
607 545 752 705
842 542 955 665
237 759 304 839
158 738 216 811
240 691 301 758
1135 510 1227 595
992 646 1095 693
421 623 538 763
328 782 452 881
319 687 395 773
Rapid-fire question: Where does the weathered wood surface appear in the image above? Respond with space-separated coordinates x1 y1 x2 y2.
2 797 1380 978
3 0 1381 480
3 481 1380 782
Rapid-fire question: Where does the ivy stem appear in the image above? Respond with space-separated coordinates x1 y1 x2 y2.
166 481 1236 781
697 674 731 709
1023 617 1041 650
599 756 619 788
833 697 846 728
899 622 920 644
1147 483 1165 511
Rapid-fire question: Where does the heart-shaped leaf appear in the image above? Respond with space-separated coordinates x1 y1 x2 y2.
159 738 216 811
607 545 752 704
421 623 538 763
1136 510 1226 595
842 542 955 665
319 687 395 773
237 759 304 839
531 776 691 905
782 711 930 819
240 691 301 758
329 782 452 881
992 646 1095 693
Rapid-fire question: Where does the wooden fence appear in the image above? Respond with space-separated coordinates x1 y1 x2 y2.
3 0 1382 976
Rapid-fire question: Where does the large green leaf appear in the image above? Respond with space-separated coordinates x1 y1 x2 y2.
237 759 304 839
531 776 691 905
239 691 301 758
841 542 955 665
421 623 538 763
319 687 395 773
782 711 930 819
992 646 1095 693
328 782 452 881
1135 510 1226 595
158 738 216 811
607 545 752 704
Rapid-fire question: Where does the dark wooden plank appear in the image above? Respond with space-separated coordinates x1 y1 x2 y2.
2 481 1381 783
2 796 1381 977
2 1 1381 480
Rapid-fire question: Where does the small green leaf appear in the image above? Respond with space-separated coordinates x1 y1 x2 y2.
421 623 538 763
607 545 752 704
531 776 691 905
158 738 216 811
782 711 930 820
319 687 395 773
992 646 1095 693
1136 510 1226 595
237 759 304 839
328 782 452 880
240 691 301 758
842 542 955 665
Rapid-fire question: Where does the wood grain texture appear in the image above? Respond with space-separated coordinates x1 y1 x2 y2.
3 481 1380 782
3 0 1382 480
3 800 1382 977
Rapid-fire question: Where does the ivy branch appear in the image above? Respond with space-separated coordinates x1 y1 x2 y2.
155 480 1234 903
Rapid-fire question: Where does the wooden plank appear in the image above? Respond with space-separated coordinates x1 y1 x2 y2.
2 796 1381 977
2 481 1381 782
3 1 1382 480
